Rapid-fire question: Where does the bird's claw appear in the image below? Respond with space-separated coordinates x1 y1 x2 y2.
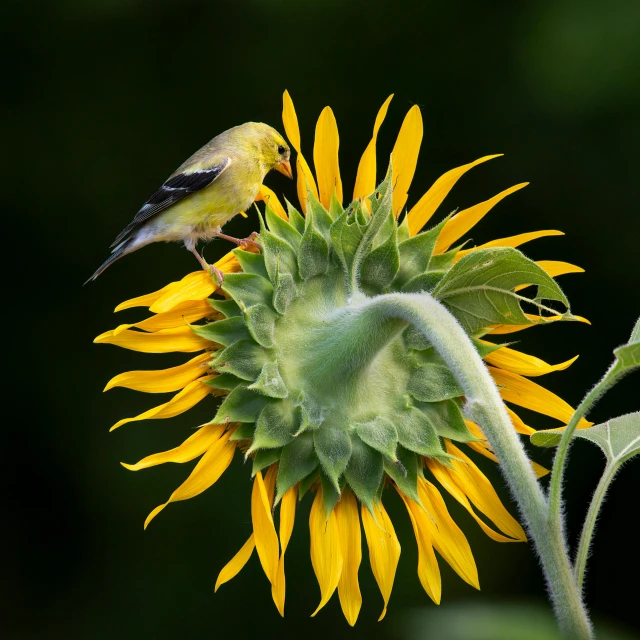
238 232 261 251
208 265 224 288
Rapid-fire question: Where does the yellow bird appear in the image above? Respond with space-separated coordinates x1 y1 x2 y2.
87 122 292 283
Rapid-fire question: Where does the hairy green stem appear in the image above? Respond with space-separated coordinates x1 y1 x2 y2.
350 291 592 639
573 462 615 591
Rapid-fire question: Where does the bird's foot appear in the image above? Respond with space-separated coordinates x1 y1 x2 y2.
189 247 224 288
216 231 261 252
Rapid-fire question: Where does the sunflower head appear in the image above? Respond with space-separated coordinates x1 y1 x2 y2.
96 92 589 625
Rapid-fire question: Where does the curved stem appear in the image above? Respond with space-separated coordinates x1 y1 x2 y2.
350 291 592 639
573 462 615 591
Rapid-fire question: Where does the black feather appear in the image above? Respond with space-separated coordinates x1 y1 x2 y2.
85 239 133 284
109 158 230 248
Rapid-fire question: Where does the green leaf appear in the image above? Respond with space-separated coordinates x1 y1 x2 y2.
298 467 320 500
472 338 504 358
273 270 297 314
259 226 300 283
248 361 289 398
313 427 352 493
294 391 324 435
397 213 411 242
384 447 421 504
531 412 640 466
428 248 459 272
402 271 447 294
320 473 341 517
396 406 447 457
230 422 255 441
252 448 282 476
249 400 299 452
359 220 400 291
192 316 250 346
329 193 344 220
205 372 242 391
243 304 276 347
298 207 330 280
212 385 270 423
407 363 463 402
211 339 270 381
344 435 384 513
330 208 365 281
612 318 640 375
276 432 318 504
265 204 302 250
403 325 432 351
305 190 334 239
418 399 478 443
285 199 306 235
232 249 268 279
354 417 399 461
208 298 241 318
222 273 274 310
394 218 448 287
433 247 570 333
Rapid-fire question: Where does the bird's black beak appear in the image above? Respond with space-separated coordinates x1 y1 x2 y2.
276 159 293 179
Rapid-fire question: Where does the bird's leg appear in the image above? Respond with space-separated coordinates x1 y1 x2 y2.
215 230 261 252
187 244 223 288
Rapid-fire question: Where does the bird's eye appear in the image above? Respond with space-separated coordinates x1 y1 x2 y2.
277 145 286 155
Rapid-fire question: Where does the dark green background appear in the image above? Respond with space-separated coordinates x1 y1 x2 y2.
5 0 639 638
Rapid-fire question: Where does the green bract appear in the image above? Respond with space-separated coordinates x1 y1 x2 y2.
195 165 572 514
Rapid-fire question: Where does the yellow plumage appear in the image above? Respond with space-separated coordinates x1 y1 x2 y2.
88 122 292 283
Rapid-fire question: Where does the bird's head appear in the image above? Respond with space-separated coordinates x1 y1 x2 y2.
249 123 293 179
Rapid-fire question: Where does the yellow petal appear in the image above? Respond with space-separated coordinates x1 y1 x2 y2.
489 366 591 427
513 261 584 293
407 155 502 236
361 501 401 621
417 478 479 589
215 466 277 592
488 312 591 335
282 90 318 213
105 352 211 393
122 422 226 471
391 105 423 216
428 446 526 542
314 107 342 209
256 185 288 220
215 534 255 592
282 89 301 151
531 461 550 478
110 375 215 431
309 488 343 617
214 249 243 274
95 325 212 353
150 271 217 314
454 230 564 262
272 484 297 617
335 490 363 626
506 407 535 436
113 300 216 335
144 432 235 528
482 343 579 377
352 95 394 202
252 470 280 588
397 490 441 604
434 183 529 254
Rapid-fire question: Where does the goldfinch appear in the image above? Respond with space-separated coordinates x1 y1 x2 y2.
87 122 292 283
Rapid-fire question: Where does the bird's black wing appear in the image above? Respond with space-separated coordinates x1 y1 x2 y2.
110 157 231 247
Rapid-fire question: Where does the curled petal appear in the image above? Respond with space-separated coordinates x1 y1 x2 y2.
482 344 579 377
272 484 297 616
150 272 216 314
144 432 235 528
112 300 216 335
396 490 441 604
361 501 400 621
489 366 591 427
215 535 256 592
110 375 215 431
335 490 363 626
310 488 343 616
454 230 564 262
435 183 528 253
252 470 280 588
407 154 502 236
314 107 342 208
417 478 479 589
427 447 526 542
256 185 288 220
353 95 393 202
95 325 212 353
391 105 423 216
122 422 226 471
488 313 590 335
105 352 211 393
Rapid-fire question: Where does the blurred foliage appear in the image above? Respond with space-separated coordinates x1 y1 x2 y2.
4 0 639 638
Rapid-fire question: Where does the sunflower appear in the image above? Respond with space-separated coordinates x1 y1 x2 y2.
95 91 590 626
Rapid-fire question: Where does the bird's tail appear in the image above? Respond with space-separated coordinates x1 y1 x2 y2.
84 240 132 285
